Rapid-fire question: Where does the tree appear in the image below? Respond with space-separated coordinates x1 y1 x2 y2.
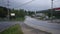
0 6 8 18
13 9 26 18
28 11 35 16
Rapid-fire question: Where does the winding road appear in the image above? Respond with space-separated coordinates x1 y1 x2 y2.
24 16 60 34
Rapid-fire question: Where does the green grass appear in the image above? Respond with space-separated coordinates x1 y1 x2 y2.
10 17 25 21
0 24 23 34
15 17 25 21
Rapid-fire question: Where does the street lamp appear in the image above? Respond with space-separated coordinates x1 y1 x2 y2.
51 0 53 22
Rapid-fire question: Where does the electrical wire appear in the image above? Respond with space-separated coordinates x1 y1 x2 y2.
14 0 35 8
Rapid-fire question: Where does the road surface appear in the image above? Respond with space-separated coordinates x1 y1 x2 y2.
24 16 60 34
19 21 51 34
0 21 50 34
0 21 17 32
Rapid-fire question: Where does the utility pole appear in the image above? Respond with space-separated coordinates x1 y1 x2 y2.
35 11 36 17
51 0 53 22
7 0 10 20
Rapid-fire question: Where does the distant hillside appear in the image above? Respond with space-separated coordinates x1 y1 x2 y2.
36 8 60 19
37 8 60 14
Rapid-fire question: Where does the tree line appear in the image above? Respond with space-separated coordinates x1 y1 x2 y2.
0 6 35 19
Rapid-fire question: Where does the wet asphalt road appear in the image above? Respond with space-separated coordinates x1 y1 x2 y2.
0 16 60 34
19 21 51 34
0 21 50 34
25 16 60 30
0 21 17 32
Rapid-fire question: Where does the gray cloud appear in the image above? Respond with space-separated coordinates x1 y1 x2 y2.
0 0 60 11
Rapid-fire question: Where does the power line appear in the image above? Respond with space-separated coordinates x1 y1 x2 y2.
14 0 35 8
0 0 4 6
0 0 35 9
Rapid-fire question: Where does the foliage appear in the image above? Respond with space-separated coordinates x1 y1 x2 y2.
19 9 26 17
0 6 8 18
28 11 35 16
12 9 26 18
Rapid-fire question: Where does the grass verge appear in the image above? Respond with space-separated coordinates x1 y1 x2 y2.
0 24 23 34
15 17 25 21
10 17 25 21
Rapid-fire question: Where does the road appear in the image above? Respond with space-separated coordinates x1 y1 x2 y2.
24 16 60 34
0 21 17 32
25 16 60 30
0 21 50 34
19 21 50 34
0 16 60 34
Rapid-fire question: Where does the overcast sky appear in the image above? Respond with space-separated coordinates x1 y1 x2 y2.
0 0 60 11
